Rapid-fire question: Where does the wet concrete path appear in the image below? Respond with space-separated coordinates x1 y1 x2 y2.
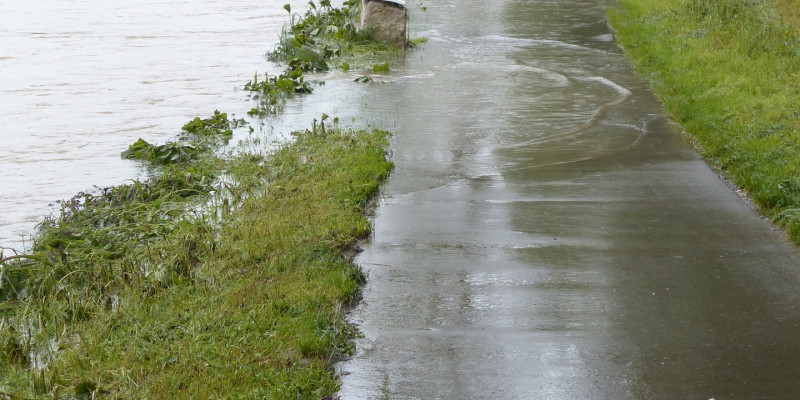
335 0 800 398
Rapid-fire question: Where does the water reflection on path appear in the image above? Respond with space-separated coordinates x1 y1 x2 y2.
337 0 800 399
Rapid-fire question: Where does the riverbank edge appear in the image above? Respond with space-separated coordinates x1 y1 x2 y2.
606 0 800 246
1 125 393 399
1 1 403 397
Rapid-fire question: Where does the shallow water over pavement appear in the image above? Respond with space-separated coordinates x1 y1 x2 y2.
337 0 800 398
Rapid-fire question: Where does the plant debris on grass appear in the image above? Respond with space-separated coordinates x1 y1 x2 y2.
122 110 244 165
244 0 404 117
607 0 800 244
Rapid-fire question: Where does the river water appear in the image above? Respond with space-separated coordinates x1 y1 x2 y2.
0 0 313 251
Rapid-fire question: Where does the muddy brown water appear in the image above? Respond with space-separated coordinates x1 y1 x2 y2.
0 0 314 251
335 0 800 399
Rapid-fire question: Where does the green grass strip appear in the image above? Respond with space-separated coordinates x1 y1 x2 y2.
607 0 800 244
1 125 392 399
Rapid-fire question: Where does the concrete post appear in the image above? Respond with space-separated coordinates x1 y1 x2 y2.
361 0 407 48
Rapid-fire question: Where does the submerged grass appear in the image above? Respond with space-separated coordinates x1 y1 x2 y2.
0 121 393 398
243 0 401 118
269 0 398 70
244 68 313 117
607 0 800 244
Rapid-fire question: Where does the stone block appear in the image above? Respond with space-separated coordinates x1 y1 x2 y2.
361 0 407 48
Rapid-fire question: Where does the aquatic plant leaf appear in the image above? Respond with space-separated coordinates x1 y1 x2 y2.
181 110 239 139
372 62 390 73
121 138 153 160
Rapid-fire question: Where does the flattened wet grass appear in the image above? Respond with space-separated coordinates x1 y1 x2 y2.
0 124 392 398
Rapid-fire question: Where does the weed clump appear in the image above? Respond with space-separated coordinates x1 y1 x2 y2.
269 0 373 70
242 1 396 118
242 1 403 120
122 110 245 164
244 69 313 116
181 109 245 138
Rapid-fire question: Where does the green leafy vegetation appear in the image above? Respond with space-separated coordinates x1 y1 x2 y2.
122 110 245 164
244 69 313 117
408 37 429 48
607 0 800 244
181 110 245 138
270 0 386 68
121 138 203 165
0 121 393 398
269 0 402 73
372 62 390 73
243 0 401 118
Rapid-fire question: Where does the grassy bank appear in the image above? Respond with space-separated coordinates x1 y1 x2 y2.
1 121 392 398
607 0 800 243
0 1 400 397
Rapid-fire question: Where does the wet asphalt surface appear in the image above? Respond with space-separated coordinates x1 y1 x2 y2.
334 0 800 398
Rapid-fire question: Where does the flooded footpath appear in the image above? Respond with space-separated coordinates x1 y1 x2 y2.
336 0 800 399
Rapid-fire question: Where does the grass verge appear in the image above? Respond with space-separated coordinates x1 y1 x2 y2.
0 121 393 398
607 0 800 244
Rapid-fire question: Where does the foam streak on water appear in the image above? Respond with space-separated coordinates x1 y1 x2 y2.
0 0 307 250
